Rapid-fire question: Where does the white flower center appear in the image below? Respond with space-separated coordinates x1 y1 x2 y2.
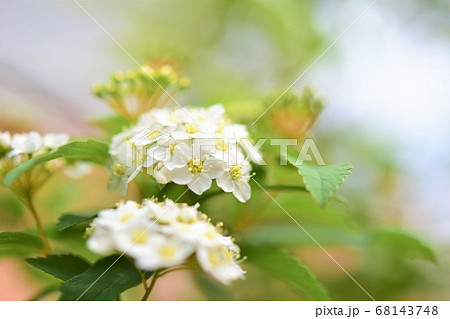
215 139 229 152
229 164 242 180
159 245 177 258
188 158 204 174
131 229 149 244
112 163 125 176
184 123 200 134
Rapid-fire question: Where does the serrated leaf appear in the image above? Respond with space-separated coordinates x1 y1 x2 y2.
26 254 91 280
57 212 98 232
59 255 149 301
371 229 437 263
0 232 44 251
244 246 329 300
3 139 110 187
288 157 353 207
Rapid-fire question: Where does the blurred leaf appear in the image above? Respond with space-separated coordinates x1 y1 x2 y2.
288 158 353 207
244 246 329 300
0 232 43 251
0 191 25 217
371 229 437 263
57 212 98 232
26 254 91 281
60 255 149 301
91 114 131 136
3 139 110 187
195 269 232 301
239 225 362 247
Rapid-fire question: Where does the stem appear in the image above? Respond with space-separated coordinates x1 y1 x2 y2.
264 184 307 192
24 193 51 255
141 270 160 301
137 268 149 291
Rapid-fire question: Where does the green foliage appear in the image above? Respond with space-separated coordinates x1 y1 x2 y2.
195 270 232 301
0 191 25 217
91 114 131 136
57 212 98 232
244 246 329 300
370 229 437 263
0 232 44 251
26 254 90 281
59 255 149 301
240 225 362 247
288 158 353 207
3 139 110 187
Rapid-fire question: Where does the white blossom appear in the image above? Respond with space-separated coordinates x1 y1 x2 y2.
43 133 69 149
86 199 245 284
5 131 69 158
9 131 43 156
109 104 256 201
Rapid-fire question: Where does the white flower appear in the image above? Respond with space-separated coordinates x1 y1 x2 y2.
216 152 252 203
64 162 92 179
167 143 228 194
9 131 43 156
135 235 194 270
197 246 246 285
109 103 258 201
7 131 70 157
86 199 245 284
43 133 69 149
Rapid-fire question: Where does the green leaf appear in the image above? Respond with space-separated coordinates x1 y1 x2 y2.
60 255 149 301
91 114 131 135
244 246 329 300
288 157 353 207
3 139 110 187
195 270 232 301
26 254 91 281
0 232 44 251
239 225 362 247
371 229 437 263
57 212 98 232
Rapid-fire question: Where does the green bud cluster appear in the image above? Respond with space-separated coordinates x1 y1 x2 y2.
91 64 190 120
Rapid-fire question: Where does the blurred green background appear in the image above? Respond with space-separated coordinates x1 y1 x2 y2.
0 0 449 300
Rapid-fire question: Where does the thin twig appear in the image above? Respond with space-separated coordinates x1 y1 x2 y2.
141 270 160 301
24 193 51 255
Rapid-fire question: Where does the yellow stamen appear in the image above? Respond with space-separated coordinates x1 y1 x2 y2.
215 139 229 152
229 164 242 180
188 158 204 174
131 229 149 244
159 245 176 258
185 123 200 134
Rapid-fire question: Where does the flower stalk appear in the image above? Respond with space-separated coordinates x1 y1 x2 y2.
141 270 160 301
23 192 51 255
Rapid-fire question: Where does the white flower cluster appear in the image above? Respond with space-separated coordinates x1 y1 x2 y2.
87 199 245 284
0 131 69 158
109 104 255 202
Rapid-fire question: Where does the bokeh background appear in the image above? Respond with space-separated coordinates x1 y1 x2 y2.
0 0 449 300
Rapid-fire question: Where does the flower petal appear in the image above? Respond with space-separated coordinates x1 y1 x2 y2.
232 180 251 202
188 174 212 195
170 166 192 185
216 174 235 192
